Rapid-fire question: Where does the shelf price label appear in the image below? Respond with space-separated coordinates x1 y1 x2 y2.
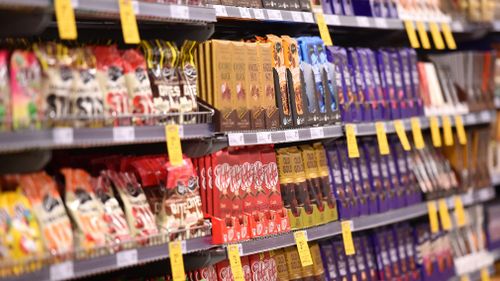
461 275 470 281
410 117 425 149
454 196 466 227
341 220 355 256
55 0 78 40
227 244 245 281
454 115 467 145
427 201 439 233
116 249 138 267
285 129 300 142
345 124 360 158
375 122 390 155
294 230 313 267
119 0 141 44
228 133 245 146
429 116 442 147
315 13 333 46
169 241 186 281
50 261 74 281
441 22 457 50
256 132 272 144
214 5 228 17
428 22 445 50
53 127 74 145
404 20 420 48
267 9 283 21
113 126 135 142
394 120 411 151
415 21 431 49
165 124 183 166
442 116 454 146
239 7 252 18
171 5 190 20
481 268 490 281
310 127 324 139
438 199 452 231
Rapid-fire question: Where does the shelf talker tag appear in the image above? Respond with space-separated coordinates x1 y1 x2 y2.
481 268 490 281
394 120 411 151
169 241 185 281
427 201 439 233
454 196 466 227
429 116 442 147
165 124 183 166
429 22 445 50
438 199 452 231
341 220 355 256
119 0 141 44
375 122 390 155
404 20 420 48
294 231 313 267
410 117 425 149
442 116 454 146
227 244 245 281
315 13 333 46
415 21 431 49
345 124 360 158
55 0 78 40
441 22 457 50
454 115 467 145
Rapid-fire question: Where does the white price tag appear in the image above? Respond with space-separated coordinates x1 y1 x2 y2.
132 0 140 14
256 132 272 144
291 11 303 22
374 17 388 28
267 9 283 21
113 126 135 142
214 5 228 17
310 127 325 139
253 8 265 19
285 129 300 141
356 16 370 27
239 7 251 18
180 240 187 253
71 0 79 8
171 5 189 19
116 249 138 267
326 14 340 25
53 128 74 145
228 133 245 146
465 113 477 124
480 111 491 122
50 261 74 281
302 12 315 23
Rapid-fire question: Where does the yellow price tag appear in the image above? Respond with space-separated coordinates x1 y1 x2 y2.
55 0 78 40
427 201 439 233
454 115 467 145
438 199 452 231
165 124 184 166
411 117 425 149
404 20 420 48
481 268 490 281
227 244 245 281
119 0 141 44
394 120 411 151
375 122 390 155
341 220 355 256
168 241 186 281
345 124 360 158
429 116 442 147
454 196 466 227
294 231 313 267
315 13 333 46
442 116 454 146
441 22 457 50
460 275 470 281
416 21 431 49
428 22 445 50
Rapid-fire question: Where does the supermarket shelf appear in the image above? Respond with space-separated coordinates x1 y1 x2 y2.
0 123 214 154
1 236 214 281
324 14 403 29
0 0 48 8
238 186 495 256
213 5 315 23
226 125 343 146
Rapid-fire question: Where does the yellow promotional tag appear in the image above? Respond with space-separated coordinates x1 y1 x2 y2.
429 116 442 147
315 13 333 46
294 231 313 267
442 116 454 146
168 241 186 281
165 124 184 166
427 201 439 233
394 120 411 151
454 196 466 227
481 268 490 281
375 122 390 155
411 117 425 149
428 22 445 50
227 244 245 281
341 220 355 256
461 275 470 281
55 0 78 40
345 124 360 158
404 20 420 48
415 21 431 49
441 22 457 50
438 199 452 231
119 0 141 44
454 115 467 145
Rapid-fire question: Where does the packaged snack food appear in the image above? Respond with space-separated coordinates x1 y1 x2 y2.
0 50 10 130
179 41 199 117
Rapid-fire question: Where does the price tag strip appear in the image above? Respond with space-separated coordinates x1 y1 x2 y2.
410 117 425 149
169 241 186 281
227 244 245 281
165 124 183 166
394 120 411 151
429 116 442 147
438 199 452 230
375 122 390 155
442 116 454 146
119 0 141 44
341 220 355 256
427 201 439 233
55 0 78 40
294 231 313 267
345 124 360 158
